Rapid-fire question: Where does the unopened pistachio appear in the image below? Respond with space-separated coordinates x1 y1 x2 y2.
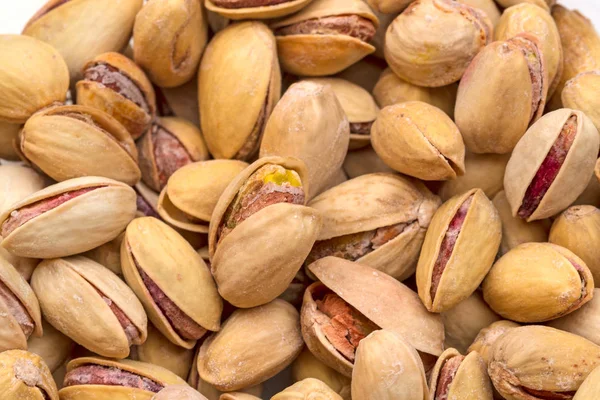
562 71 600 132
429 348 492 400
0 350 58 400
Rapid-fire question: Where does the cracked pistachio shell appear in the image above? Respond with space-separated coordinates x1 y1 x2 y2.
199 22 280 160
292 348 351 400
82 232 124 276
0 35 68 123
59 357 187 400
260 81 349 199
574 365 600 400
31 256 147 358
206 0 312 20
134 0 207 88
371 101 466 180
28 321 74 373
121 217 223 349
489 326 600 400
22 0 142 82
547 288 600 347
384 0 492 88
352 330 427 400
0 350 58 400
562 71 600 132
153 385 209 400
429 349 492 400
271 0 379 76
0 164 45 214
198 300 303 392
467 320 520 366
416 189 502 313
0 257 42 352
482 243 594 323
208 156 321 308
308 173 441 280
19 105 141 185
0 176 137 259
274 378 342 400
0 121 21 160
458 0 500 27
158 160 248 234
504 109 600 221
342 146 394 179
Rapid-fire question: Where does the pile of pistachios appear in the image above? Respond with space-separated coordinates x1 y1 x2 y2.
2 0 600 398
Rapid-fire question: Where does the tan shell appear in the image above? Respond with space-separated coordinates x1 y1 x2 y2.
496 0 554 9
342 146 394 179
206 0 312 20
0 164 45 214
0 35 68 123
574 365 600 400
260 81 349 199
0 121 22 160
273 378 342 400
416 189 502 312
504 109 600 221
352 330 428 400
271 0 379 76
27 321 74 373
458 0 500 27
219 394 262 400
489 326 600 399
82 232 124 276
153 385 209 400
562 71 600 132
547 288 600 346
573 171 600 207
0 350 58 400
292 348 351 400
121 217 223 348
198 300 304 391
0 176 137 258
334 57 386 93
199 22 280 160
372 69 457 118
371 101 465 180
429 349 492 400
20 105 141 185
134 0 208 88
384 0 492 87
208 156 321 308
308 173 441 280
467 320 520 365
156 77 200 127
0 246 39 281
482 243 594 322
366 0 411 14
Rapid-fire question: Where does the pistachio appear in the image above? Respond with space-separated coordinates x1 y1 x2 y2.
76 52 156 140
206 0 312 20
220 394 262 400
458 0 501 27
153 385 209 400
496 0 554 9
384 0 492 87
504 109 600 221
562 71 600 132
279 269 311 308
430 349 492 400
416 189 502 312
82 232 124 276
467 320 520 366
271 0 379 76
27 321 74 373
483 243 594 323
573 365 600 400
547 288 600 347
574 171 600 207
135 181 161 219
121 217 223 349
0 121 22 160
154 77 200 126
0 350 58 400
365 0 411 14
274 378 343 400
0 164 45 215
292 348 351 400
342 146 394 179
334 56 386 92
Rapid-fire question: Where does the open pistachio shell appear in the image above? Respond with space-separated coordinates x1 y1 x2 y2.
121 217 223 349
467 320 520 366
28 321 74 373
292 348 351 399
562 71 600 133
59 357 187 400
0 176 137 259
0 350 58 400
274 378 342 400
0 121 22 160
206 0 312 20
153 385 209 400
20 105 141 185
416 189 502 313
0 164 45 215
547 288 600 347
199 22 280 160
429 349 492 400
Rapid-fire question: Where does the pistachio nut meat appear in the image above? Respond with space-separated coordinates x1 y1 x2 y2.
271 0 379 76
292 348 351 399
19 104 141 185
384 0 492 87
76 52 156 140
467 320 520 365
416 188 502 313
562 71 600 132
273 378 343 400
504 109 600 221
0 176 137 259
429 348 492 400
121 217 223 349
573 364 600 400
205 0 312 20
199 21 280 161
306 173 441 281
27 321 74 373
547 288 600 347
59 357 187 400
208 156 321 308
0 350 58 400
153 385 209 400
482 243 594 323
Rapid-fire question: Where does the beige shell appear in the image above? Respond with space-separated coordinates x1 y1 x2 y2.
199 22 280 160
22 0 142 82
0 121 22 160
574 364 600 400
0 164 45 214
352 330 427 400
429 349 492 400
31 256 147 358
416 189 502 312
366 0 411 14
371 101 465 180
134 0 208 88
153 385 209 400
467 320 520 365
458 0 501 27
342 146 394 179
0 35 68 123
273 378 342 400
308 173 441 280
562 71 600 132
206 0 312 20
219 394 262 400
20 105 141 185
271 0 379 76
573 170 600 207
260 81 349 199
0 176 137 259
292 348 350 399
121 217 223 349
384 0 492 87
496 0 554 9
504 109 600 221
0 350 58 400
198 300 303 391
0 246 39 281
489 326 600 399
27 321 74 373
547 288 600 346
155 77 200 126
482 243 594 322
334 57 386 93
82 232 124 276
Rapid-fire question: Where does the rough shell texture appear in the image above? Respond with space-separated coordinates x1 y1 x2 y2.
0 350 58 400
562 71 600 132
467 320 520 365
429 349 492 400
458 0 500 27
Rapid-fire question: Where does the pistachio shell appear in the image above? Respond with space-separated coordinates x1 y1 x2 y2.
292 348 350 399
0 246 39 281
198 300 303 391
467 320 520 365
0 35 68 123
416 189 502 312
573 170 600 207
205 0 312 20
334 56 386 93
219 394 262 400
562 71 600 132
0 350 58 400
0 121 21 160
153 385 209 400
482 243 594 322
155 77 199 126
496 0 553 9
82 232 124 276
458 0 501 27
429 349 492 400
274 378 342 400
365 0 411 14
0 164 45 214
28 320 74 373
0 176 137 258
573 365 600 400
342 146 394 179
547 288 600 346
